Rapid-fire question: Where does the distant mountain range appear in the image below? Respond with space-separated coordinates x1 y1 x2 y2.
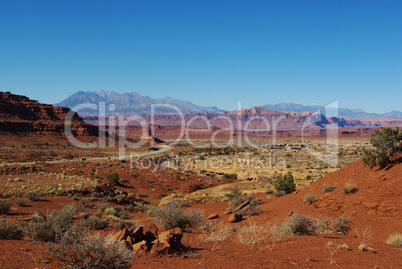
56 91 401 118
56 90 224 116
261 102 402 118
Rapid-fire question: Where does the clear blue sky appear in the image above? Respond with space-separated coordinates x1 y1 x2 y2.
0 0 401 113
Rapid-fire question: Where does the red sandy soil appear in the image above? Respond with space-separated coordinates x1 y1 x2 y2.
131 158 402 268
0 158 401 268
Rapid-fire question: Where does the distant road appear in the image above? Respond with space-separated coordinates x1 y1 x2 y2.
0 145 171 167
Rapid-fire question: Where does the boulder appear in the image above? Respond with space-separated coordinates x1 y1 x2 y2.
132 240 150 255
207 213 219 220
143 224 158 242
228 213 242 223
232 200 250 212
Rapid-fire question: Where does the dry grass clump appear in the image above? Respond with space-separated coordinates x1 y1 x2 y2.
201 222 231 242
386 233 402 247
303 193 316 204
323 184 336 193
236 222 268 245
344 182 357 194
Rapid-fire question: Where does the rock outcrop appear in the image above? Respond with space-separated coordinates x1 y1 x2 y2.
0 91 102 138
109 225 187 256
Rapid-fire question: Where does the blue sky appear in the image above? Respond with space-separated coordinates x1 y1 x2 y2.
0 0 401 113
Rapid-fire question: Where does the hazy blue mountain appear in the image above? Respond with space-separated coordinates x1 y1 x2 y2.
56 90 225 115
261 102 401 118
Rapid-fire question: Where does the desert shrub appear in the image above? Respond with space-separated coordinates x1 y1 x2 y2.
273 191 286 197
96 203 109 212
344 183 357 194
334 216 352 234
0 199 11 214
363 127 402 169
24 221 56 242
138 193 147 198
26 192 40 201
274 172 296 194
303 193 316 204
16 200 25 207
265 189 274 194
316 217 332 234
224 173 238 180
79 199 93 208
224 189 242 200
74 217 109 231
386 233 402 247
104 207 118 216
236 222 268 245
106 173 120 185
280 214 317 236
114 220 137 231
47 231 134 268
123 204 135 213
323 184 336 193
24 204 77 242
149 201 205 230
0 219 23 239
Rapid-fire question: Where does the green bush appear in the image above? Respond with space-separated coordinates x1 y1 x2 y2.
106 173 120 185
274 172 296 194
26 192 40 201
363 127 402 169
224 173 238 180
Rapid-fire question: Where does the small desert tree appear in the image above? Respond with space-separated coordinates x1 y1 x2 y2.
363 127 402 169
274 172 296 194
